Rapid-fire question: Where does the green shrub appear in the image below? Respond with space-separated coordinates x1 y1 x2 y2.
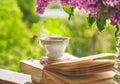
17 0 39 26
0 0 43 71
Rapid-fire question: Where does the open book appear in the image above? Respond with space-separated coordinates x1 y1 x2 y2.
43 53 115 76
20 53 116 84
44 59 115 76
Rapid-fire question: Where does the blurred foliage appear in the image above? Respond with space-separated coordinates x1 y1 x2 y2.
0 0 117 72
48 2 60 9
32 16 117 57
17 0 39 27
0 0 43 71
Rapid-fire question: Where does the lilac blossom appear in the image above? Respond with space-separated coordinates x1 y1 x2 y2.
102 0 117 7
111 10 120 25
69 0 78 7
102 0 120 9
115 1 120 11
36 0 120 26
60 0 69 6
77 0 101 15
102 0 120 25
36 0 53 14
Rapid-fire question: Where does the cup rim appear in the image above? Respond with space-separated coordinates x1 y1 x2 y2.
39 36 69 42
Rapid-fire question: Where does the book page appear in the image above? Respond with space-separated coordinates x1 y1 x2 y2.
49 53 116 64
44 60 115 76
45 70 115 84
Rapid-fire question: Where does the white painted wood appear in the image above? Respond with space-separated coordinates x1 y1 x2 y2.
0 69 31 84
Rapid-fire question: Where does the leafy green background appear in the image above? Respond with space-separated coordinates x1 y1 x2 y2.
0 0 117 72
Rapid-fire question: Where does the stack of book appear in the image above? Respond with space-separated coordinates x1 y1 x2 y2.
20 53 115 84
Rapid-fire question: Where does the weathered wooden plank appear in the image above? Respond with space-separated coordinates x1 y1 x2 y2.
0 69 31 84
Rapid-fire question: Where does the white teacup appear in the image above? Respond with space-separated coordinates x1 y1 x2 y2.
39 36 69 61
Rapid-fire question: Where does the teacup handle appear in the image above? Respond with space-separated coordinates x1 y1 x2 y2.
38 40 43 48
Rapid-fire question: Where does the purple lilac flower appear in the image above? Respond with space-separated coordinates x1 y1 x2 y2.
102 0 120 9
69 0 78 7
60 0 69 6
115 1 120 11
111 10 120 25
102 0 120 25
36 0 120 26
86 2 101 15
77 0 101 15
36 0 53 14
102 0 116 7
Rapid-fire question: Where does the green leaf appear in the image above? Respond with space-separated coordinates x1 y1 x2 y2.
96 16 106 32
108 7 117 17
96 6 109 32
63 5 74 20
63 5 72 15
96 5 117 32
87 14 96 26
115 25 120 37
